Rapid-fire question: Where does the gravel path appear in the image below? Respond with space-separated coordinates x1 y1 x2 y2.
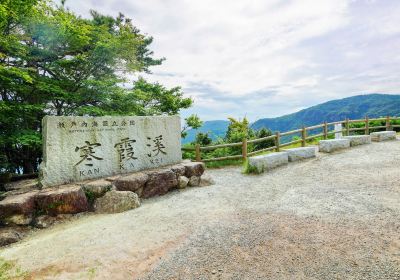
1 140 400 279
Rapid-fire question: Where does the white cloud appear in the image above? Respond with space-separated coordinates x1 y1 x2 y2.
62 0 400 121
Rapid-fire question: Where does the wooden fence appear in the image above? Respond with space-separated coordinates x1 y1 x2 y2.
181 116 400 163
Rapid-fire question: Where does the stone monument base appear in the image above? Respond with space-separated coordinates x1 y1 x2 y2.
0 161 212 247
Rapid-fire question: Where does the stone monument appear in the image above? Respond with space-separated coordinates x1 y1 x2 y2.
40 116 182 187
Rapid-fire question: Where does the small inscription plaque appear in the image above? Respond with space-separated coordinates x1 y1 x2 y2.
40 116 182 187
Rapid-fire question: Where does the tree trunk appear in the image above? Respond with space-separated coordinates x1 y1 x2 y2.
22 160 34 174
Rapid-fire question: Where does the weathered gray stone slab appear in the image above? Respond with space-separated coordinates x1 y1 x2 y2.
248 152 288 173
343 135 371 146
319 139 350 153
285 146 316 162
40 116 182 187
370 131 396 142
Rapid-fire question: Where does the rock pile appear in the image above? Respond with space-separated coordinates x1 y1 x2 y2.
0 162 212 246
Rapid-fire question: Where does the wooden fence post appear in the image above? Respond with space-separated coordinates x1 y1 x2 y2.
301 126 306 147
323 121 328 140
365 115 369 135
386 115 391 131
275 132 280 152
345 118 350 136
195 144 201 162
242 138 248 160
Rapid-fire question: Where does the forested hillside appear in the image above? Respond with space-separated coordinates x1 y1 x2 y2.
252 94 400 132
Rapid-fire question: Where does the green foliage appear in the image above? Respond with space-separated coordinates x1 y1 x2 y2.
0 0 192 174
181 114 203 138
242 159 262 174
225 117 254 143
348 119 400 135
84 189 96 205
205 159 242 169
104 78 191 116
194 132 212 146
182 116 275 165
254 128 274 150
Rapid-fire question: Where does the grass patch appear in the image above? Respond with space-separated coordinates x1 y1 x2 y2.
205 159 243 169
242 159 262 174
0 258 27 280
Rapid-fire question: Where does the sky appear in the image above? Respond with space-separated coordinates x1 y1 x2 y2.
62 0 400 121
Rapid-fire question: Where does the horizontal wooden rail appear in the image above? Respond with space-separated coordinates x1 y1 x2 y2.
183 115 398 163
181 147 195 151
349 127 366 132
247 135 276 144
280 139 302 148
280 129 302 136
200 142 242 151
306 133 324 140
202 154 243 162
306 124 324 130
368 117 387 121
247 146 276 156
348 119 365 123
326 120 344 126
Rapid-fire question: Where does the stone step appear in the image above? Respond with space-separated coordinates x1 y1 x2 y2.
343 135 371 146
319 139 350 153
284 146 316 162
248 152 288 173
370 131 397 142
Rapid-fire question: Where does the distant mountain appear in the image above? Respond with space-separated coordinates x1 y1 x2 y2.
251 94 400 132
182 94 400 144
182 120 229 144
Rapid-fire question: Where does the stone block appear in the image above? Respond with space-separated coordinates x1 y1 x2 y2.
343 135 371 146
142 169 178 198
200 173 215 187
0 227 29 247
370 131 396 142
94 190 140 214
285 146 316 162
36 185 88 215
319 139 350 153
183 162 205 177
113 172 148 195
3 215 32 226
178 176 189 189
188 176 201 187
170 164 186 178
79 179 113 198
248 152 288 173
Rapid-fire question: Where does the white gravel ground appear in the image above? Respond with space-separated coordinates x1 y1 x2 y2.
1 140 399 279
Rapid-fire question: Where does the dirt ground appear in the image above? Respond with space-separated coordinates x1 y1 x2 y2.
1 140 399 279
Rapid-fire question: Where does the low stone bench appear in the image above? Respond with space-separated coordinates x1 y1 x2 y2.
343 135 371 146
284 146 316 162
319 139 350 153
248 152 288 173
370 131 396 142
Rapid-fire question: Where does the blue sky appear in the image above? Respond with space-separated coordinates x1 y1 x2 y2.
63 0 400 121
